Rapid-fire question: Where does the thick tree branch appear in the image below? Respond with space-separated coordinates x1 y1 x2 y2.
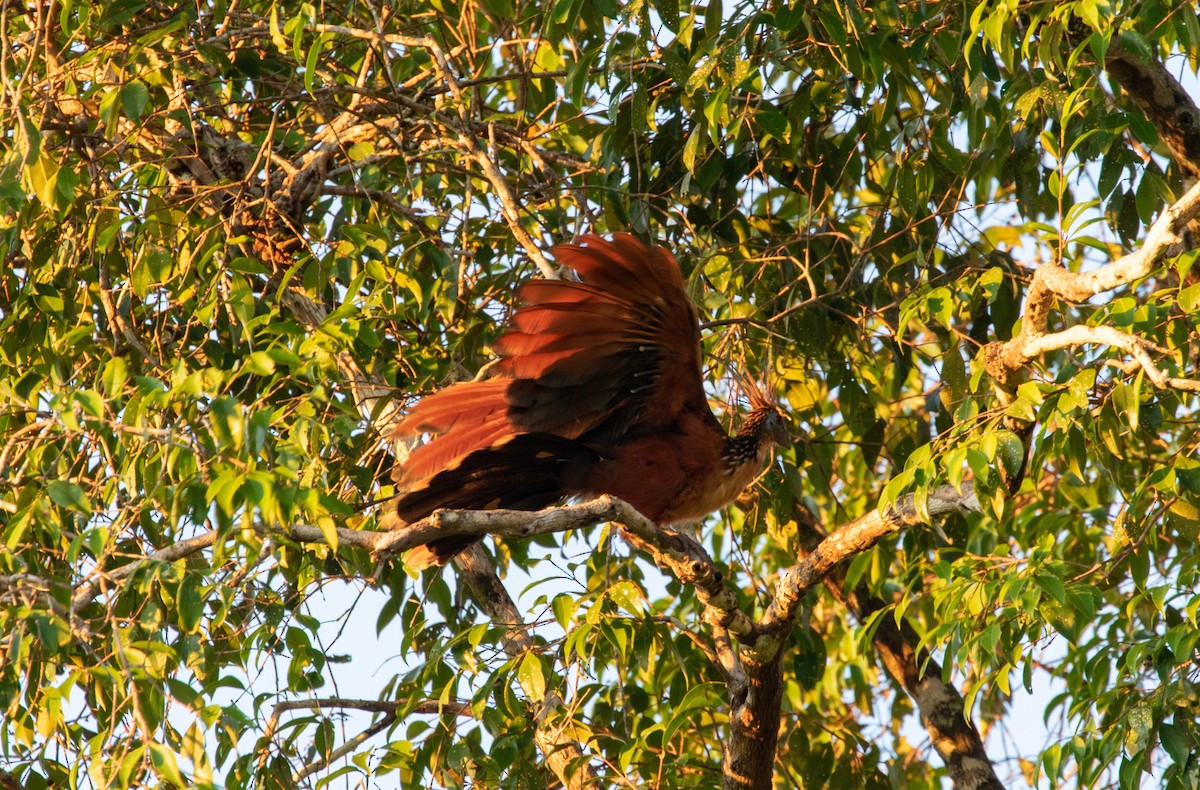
1032 179 1200 304
377 495 755 638
755 485 980 649
986 323 1200 393
721 485 980 790
1104 37 1200 182
721 652 783 790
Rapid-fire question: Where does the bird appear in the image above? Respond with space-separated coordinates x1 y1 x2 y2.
387 233 789 568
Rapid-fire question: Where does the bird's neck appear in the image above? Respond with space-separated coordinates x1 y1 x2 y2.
723 412 773 472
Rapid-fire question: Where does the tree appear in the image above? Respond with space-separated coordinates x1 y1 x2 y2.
2 0 1199 787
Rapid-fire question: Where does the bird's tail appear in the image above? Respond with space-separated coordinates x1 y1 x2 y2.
389 433 598 568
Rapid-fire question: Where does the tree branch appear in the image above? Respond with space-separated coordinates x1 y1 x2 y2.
721 485 981 790
986 323 1200 393
376 495 755 639
721 651 783 790
71 530 221 611
293 713 397 781
1104 37 1200 182
1031 179 1200 306
452 545 596 788
259 695 473 781
755 485 980 649
982 180 1200 390
258 695 474 780
266 696 473 724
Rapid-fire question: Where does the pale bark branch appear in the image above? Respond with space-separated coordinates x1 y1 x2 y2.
990 323 1200 393
71 530 221 611
376 495 755 639
983 180 1200 390
1032 179 1200 304
755 485 981 648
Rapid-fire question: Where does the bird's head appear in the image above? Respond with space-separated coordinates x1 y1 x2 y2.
732 377 790 461
756 406 791 447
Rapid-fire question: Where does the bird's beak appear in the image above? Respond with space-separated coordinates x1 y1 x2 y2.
770 419 791 447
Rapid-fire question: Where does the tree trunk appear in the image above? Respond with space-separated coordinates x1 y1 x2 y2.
722 652 783 790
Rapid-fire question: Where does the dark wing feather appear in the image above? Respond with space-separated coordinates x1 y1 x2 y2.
395 433 600 568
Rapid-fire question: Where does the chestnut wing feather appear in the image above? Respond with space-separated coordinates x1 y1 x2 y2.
494 233 712 437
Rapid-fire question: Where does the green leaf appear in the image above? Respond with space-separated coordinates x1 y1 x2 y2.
1159 722 1188 764
47 481 91 514
317 516 339 552
177 575 203 634
209 397 244 450
684 55 716 96
1034 574 1067 606
663 683 720 745
148 743 187 786
607 580 645 616
682 123 706 173
994 430 1026 483
1117 30 1154 64
757 108 791 142
552 593 577 628
121 81 150 120
24 154 60 208
101 356 127 398
245 351 277 376
1124 704 1152 755
652 0 678 31
303 32 333 94
517 652 546 702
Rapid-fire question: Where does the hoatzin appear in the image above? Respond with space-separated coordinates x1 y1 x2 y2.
388 233 789 568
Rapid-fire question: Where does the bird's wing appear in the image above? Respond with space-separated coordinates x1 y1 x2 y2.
492 233 714 440
390 233 713 489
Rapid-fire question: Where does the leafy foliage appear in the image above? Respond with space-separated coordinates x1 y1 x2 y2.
1 0 1199 787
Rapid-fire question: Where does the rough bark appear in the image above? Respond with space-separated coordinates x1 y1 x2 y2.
722 652 784 790
1104 38 1200 181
